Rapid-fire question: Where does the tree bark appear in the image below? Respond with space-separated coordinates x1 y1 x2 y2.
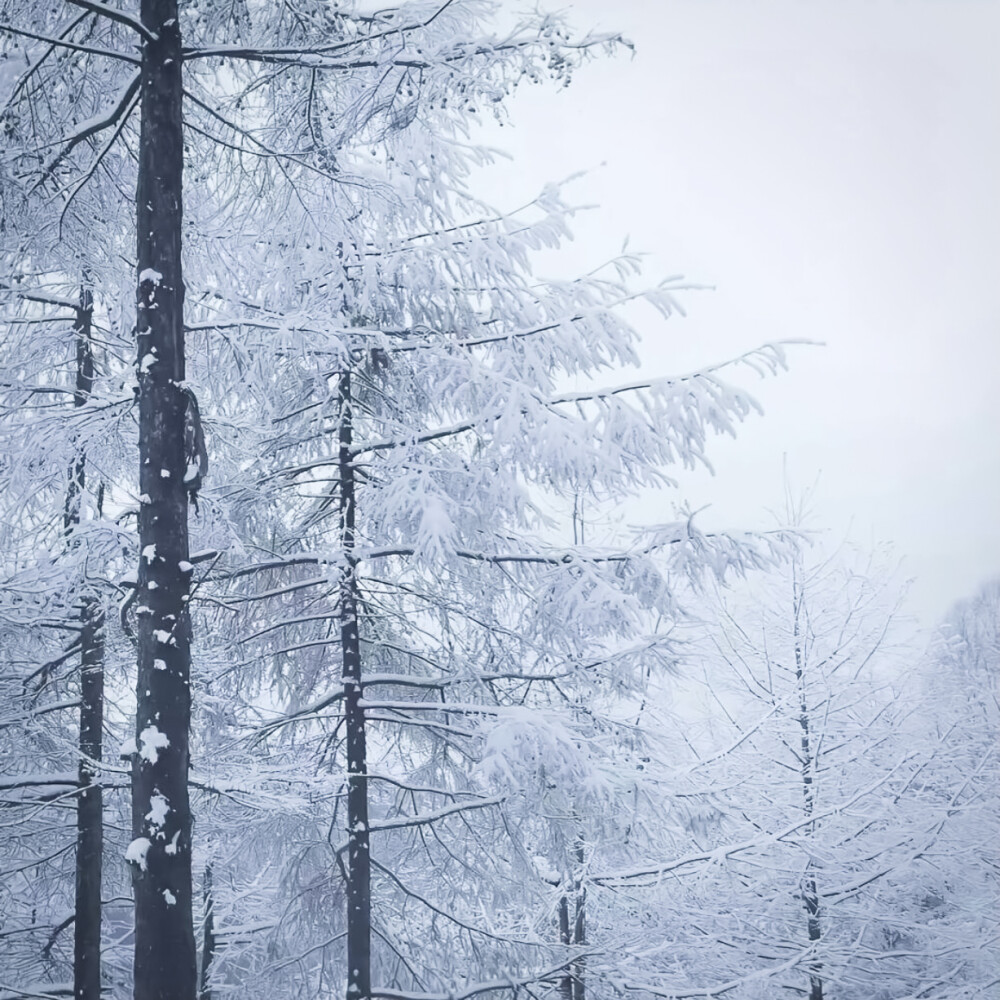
572 839 586 1000
75 601 105 1000
64 283 94 533
558 894 573 1000
132 2 197 998
198 865 215 1000
339 370 371 1000
793 577 823 1000
68 283 105 1000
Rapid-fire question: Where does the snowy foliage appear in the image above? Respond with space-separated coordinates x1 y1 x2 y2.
1 3 995 1000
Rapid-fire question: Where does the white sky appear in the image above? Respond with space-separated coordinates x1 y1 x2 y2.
474 0 1000 628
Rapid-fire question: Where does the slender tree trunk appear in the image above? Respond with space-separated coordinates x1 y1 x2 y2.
64 282 105 1000
198 865 215 1000
75 602 105 1000
339 370 371 1000
64 283 94 532
572 839 586 1000
558 894 572 1000
132 2 196 998
793 577 823 1000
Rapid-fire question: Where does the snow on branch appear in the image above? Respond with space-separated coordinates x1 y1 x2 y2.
366 795 505 833
181 4 622 68
0 772 80 791
369 956 591 1000
0 984 74 1000
618 950 811 1000
0 283 77 311
254 673 455 735
182 0 464 63
345 342 796 461
31 71 140 190
0 23 138 65
370 856 547 946
63 0 156 42
56 83 141 231
329 797 505 857
591 753 917 885
0 700 80 730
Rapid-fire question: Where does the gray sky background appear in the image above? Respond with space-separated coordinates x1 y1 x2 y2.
473 0 1000 629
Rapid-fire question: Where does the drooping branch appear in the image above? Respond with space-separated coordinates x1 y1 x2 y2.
0 11 89 107
177 0 486 65
368 956 592 1000
181 26 625 71
31 71 141 191
591 755 917 886
0 21 139 66
250 343 793 468
58 85 141 232
63 0 157 42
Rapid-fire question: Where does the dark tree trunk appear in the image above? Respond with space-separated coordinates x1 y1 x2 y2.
339 370 371 1000
558 894 573 1000
793 578 823 1000
198 865 215 1000
68 283 105 1000
132 2 197 998
64 283 94 532
75 601 105 1000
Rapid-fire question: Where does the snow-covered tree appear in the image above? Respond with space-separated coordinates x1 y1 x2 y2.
2 3 798 1000
909 578 1000 998
587 537 998 1000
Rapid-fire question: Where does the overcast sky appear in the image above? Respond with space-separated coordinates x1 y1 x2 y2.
474 0 1000 629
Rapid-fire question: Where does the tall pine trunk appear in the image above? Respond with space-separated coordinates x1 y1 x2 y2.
339 370 371 1000
67 283 105 1000
132 2 197 997
793 577 823 1000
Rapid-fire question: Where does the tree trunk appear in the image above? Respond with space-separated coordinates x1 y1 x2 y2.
64 283 105 1000
339 370 371 1000
75 601 105 1000
558 894 572 1000
198 865 215 1000
793 577 823 1000
572 840 586 1000
132 2 197 998
64 283 93 532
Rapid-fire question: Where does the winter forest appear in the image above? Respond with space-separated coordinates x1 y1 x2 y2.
0 2 996 1000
